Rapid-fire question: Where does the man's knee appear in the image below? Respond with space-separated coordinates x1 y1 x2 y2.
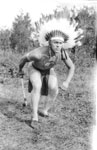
48 75 58 96
49 86 58 96
48 75 58 88
30 73 42 92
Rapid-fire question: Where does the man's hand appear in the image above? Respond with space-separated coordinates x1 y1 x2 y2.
60 81 69 90
18 70 24 78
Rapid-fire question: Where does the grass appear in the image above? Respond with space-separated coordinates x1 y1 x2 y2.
0 51 95 150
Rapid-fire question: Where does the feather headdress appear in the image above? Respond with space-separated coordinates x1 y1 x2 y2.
38 18 84 48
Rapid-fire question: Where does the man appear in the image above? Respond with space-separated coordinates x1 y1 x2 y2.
18 18 83 126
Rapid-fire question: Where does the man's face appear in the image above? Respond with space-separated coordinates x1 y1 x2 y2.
50 39 64 53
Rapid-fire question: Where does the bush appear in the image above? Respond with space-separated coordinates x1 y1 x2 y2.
0 49 21 78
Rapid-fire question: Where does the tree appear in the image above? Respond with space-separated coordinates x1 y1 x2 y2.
0 29 11 51
10 12 33 53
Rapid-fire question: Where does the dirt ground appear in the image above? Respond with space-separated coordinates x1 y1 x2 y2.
0 66 95 150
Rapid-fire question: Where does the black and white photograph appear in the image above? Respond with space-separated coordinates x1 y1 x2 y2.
0 0 96 150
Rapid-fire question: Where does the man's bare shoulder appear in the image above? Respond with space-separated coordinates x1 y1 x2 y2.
28 46 48 54
24 46 49 60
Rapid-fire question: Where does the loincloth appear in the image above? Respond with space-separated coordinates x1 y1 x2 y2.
28 65 50 96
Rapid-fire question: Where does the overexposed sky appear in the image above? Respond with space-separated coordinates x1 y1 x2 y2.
0 0 58 29
0 0 96 29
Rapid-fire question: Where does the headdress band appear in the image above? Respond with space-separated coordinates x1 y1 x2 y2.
50 36 64 42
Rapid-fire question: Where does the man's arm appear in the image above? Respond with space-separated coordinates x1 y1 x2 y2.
19 48 41 72
62 50 75 88
19 55 29 72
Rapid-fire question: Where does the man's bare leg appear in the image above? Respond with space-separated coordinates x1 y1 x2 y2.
43 69 58 116
30 71 42 122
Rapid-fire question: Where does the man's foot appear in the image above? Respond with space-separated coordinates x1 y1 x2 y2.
38 110 49 117
30 120 40 130
38 110 56 118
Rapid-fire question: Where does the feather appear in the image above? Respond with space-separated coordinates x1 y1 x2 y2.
38 18 83 48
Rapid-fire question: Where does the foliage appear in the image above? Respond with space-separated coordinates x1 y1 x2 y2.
0 49 21 79
0 29 11 51
10 12 34 53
